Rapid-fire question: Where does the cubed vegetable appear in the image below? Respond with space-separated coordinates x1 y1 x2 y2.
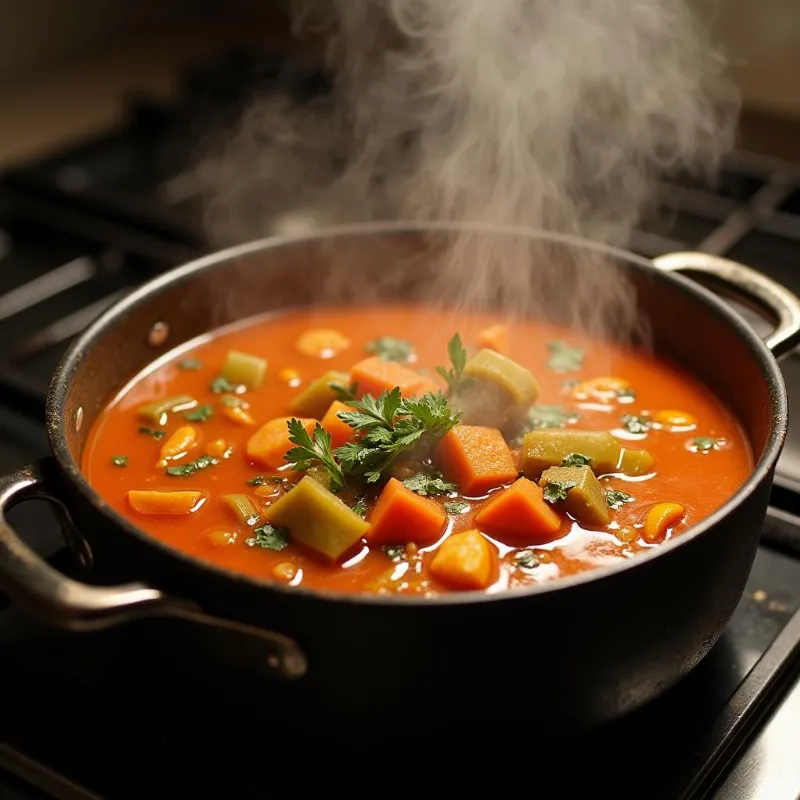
246 417 317 469
296 328 351 359
221 349 268 390
128 490 205 515
643 502 685 543
137 395 197 426
477 324 510 355
221 404 256 426
157 425 198 467
429 529 498 590
521 430 621 479
451 349 540 427
321 400 357 448
474 476 563 545
264 475 370 561
538 465 610 526
619 448 656 476
367 477 447 547
350 356 430 399
290 370 351 418
435 424 518 496
220 493 261 527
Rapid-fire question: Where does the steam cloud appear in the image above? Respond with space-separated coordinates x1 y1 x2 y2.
196 0 738 344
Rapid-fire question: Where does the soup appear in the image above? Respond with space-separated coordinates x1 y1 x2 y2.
82 303 752 596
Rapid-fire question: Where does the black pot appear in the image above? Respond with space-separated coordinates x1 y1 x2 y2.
1 223 799 740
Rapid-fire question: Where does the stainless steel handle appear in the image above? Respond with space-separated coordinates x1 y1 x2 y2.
652 251 800 358
0 459 307 679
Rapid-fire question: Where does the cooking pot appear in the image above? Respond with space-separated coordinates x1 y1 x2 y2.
1 222 799 740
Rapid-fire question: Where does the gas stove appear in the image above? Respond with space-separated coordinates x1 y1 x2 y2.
1 45 800 799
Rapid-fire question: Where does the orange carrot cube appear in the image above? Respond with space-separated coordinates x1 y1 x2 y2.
429 529 498 590
246 416 316 469
477 324 510 355
474 477 564 545
350 356 428 399
128 490 205 515
435 424 518 496
321 400 356 448
367 478 447 547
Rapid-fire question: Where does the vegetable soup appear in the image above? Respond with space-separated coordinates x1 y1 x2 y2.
82 303 752 595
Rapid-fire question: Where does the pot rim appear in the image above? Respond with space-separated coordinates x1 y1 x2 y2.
45 220 788 607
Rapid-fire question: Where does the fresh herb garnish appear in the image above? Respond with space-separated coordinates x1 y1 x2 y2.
329 379 359 403
246 475 267 486
527 405 580 430
562 452 593 468
335 389 459 484
138 426 166 440
352 498 368 518
621 414 651 434
165 455 219 477
209 376 236 394
691 436 723 454
606 489 635 509
542 479 578 504
402 471 457 497
365 337 415 363
546 340 585 373
514 550 539 569
178 358 203 370
111 456 128 467
444 500 470 515
382 545 406 562
245 524 289 551
284 420 347 492
436 333 474 394
184 404 213 422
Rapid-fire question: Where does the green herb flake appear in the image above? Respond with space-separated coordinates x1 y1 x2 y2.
245 524 290 551
546 340 585 373
402 472 457 497
329 380 359 403
352 498 368 518
138 426 166 440
178 358 203 371
527 405 580 430
444 500 470 515
691 436 723 454
514 550 538 569
542 479 578 504
382 545 406 562
246 475 267 486
562 452 593 468
111 456 129 467
606 489 635 509
165 455 219 477
621 414 651 434
184 404 214 422
365 337 415 363
209 375 237 394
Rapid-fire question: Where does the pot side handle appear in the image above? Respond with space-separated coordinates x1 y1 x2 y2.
652 251 800 358
0 459 307 679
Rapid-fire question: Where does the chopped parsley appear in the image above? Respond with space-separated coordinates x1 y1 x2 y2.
606 489 635 509
178 358 203 370
402 471 457 497
382 545 406 562
284 420 347 492
138 426 166 440
184 404 213 422
209 376 237 394
514 550 539 569
245 524 289 551
542 479 578 504
111 456 128 467
444 500 470 515
562 452 593 468
365 337 415 363
691 436 723 454
621 414 651 434
527 405 580 430
352 498 368 518
546 340 585 373
165 455 219 477
329 379 359 403
436 333 474 394
246 475 267 486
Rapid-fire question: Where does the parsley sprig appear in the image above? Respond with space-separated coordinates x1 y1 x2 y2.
436 333 474 395
284 420 347 493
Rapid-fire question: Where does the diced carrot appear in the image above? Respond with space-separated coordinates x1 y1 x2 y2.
157 425 198 467
128 490 205 515
474 477 563 545
207 439 230 459
477 324 510 355
642 502 685 543
367 477 447 547
296 328 351 359
221 405 256 426
429 529 498 590
246 416 317 469
434 424 518 496
350 356 429 399
321 400 356 448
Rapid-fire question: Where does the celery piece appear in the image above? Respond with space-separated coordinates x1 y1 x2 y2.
539 465 610 526
290 370 350 418
137 395 197 426
221 350 268 390
522 430 621 479
220 493 261 527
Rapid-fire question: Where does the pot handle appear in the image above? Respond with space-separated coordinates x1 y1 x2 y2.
0 459 307 679
652 251 800 358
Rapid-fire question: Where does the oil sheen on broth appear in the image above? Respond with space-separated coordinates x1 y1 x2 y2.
82 303 752 596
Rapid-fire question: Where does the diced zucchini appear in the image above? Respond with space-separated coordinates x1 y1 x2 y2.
137 395 197 425
220 493 261 527
289 370 350 418
451 348 540 428
619 448 655 476
539 465 610 526
221 350 268 390
264 476 370 561
521 430 621 479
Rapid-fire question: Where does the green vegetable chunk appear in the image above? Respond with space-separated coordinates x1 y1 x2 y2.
290 370 351 418
220 493 261 527
221 349 268 390
137 395 197 426
522 430 621 479
619 448 655 476
264 475 370 561
539 465 610 526
450 348 540 428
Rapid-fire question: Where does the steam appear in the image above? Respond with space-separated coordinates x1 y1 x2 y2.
196 0 738 344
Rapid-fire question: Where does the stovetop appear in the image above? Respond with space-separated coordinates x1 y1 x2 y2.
1 44 800 799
